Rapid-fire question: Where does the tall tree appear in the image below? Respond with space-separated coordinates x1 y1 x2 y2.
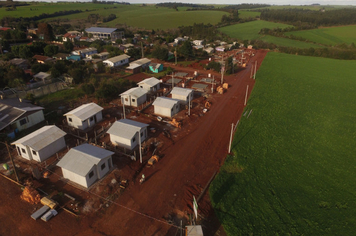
37 22 54 41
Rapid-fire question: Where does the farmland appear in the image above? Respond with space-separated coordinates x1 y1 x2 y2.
210 52 356 235
219 20 323 48
285 25 356 45
0 3 227 30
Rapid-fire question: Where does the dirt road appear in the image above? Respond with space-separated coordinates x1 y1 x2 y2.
0 50 267 236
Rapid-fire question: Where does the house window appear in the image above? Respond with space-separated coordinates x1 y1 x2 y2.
89 171 94 179
140 131 143 137
20 118 27 126
171 108 173 112
132 137 136 143
68 118 72 122
101 163 106 170
132 98 136 102
90 116 94 122
21 148 26 154
32 150 37 156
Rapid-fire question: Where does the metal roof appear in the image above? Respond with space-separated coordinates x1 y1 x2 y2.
85 27 117 34
33 72 50 80
104 54 130 64
192 83 208 91
130 58 151 66
11 125 66 151
0 98 44 131
107 119 148 140
200 78 215 83
175 72 188 77
166 78 182 85
137 77 160 87
64 103 103 121
171 87 194 97
120 87 147 98
153 97 179 109
57 143 114 177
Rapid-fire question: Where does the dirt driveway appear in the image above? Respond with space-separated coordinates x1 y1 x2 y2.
0 50 267 236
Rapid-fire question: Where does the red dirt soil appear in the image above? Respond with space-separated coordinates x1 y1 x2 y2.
0 50 268 236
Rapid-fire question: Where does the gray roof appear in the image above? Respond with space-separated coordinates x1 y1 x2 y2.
120 87 147 98
11 125 66 151
130 58 151 66
166 78 182 85
73 47 97 54
137 77 160 87
175 72 188 77
153 97 179 109
107 119 148 140
0 98 44 131
57 143 114 177
64 103 103 121
33 72 50 80
85 27 117 34
171 87 194 97
104 54 130 64
192 83 208 91
201 78 215 83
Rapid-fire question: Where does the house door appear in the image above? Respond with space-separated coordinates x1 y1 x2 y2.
94 115 97 123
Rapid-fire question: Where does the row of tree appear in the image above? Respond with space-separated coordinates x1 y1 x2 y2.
260 8 356 27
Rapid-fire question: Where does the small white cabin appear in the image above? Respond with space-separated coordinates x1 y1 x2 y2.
137 77 161 93
152 97 180 117
11 125 66 162
107 119 149 150
170 87 194 104
57 143 114 188
64 103 103 130
120 87 147 107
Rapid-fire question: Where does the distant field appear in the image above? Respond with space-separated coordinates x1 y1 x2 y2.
219 20 322 48
285 25 356 45
210 52 356 235
0 3 227 30
238 10 261 19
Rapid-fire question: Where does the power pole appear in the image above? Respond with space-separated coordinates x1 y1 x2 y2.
141 41 144 58
138 131 142 163
228 123 234 153
220 55 224 84
244 85 249 106
6 142 19 183
254 61 257 80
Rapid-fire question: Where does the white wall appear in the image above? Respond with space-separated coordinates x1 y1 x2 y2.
172 92 193 104
110 127 147 150
66 115 83 129
154 106 173 117
15 143 32 160
15 110 45 132
62 168 91 188
96 157 112 179
33 137 66 162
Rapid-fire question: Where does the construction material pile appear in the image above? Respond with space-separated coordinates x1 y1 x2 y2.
21 186 41 204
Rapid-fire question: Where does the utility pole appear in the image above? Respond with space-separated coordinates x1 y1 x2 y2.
254 61 257 80
141 41 144 58
228 123 234 153
138 131 142 163
220 55 224 84
6 142 19 183
244 85 249 106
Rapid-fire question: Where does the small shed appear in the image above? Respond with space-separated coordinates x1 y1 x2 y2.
64 103 103 130
11 125 66 162
103 54 130 67
171 87 194 104
149 63 163 73
120 87 147 107
126 58 151 74
57 143 114 188
137 77 161 93
152 97 180 117
107 119 149 150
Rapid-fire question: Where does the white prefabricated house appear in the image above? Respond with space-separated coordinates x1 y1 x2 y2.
11 125 66 162
170 87 194 104
103 54 130 67
64 103 103 130
57 143 114 188
137 77 161 93
0 98 45 138
107 119 149 150
152 97 180 117
120 87 147 107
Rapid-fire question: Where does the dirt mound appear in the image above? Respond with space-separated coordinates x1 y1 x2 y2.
20 186 41 204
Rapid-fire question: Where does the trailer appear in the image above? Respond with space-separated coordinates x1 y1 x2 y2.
31 205 50 220
41 209 58 222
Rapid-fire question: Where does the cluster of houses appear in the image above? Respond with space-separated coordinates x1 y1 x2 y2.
9 78 195 188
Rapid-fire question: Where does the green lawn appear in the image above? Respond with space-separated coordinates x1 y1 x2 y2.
285 25 356 45
210 52 356 235
220 20 322 48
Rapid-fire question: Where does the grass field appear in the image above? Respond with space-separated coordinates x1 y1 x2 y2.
238 10 261 19
210 52 356 235
285 25 356 45
0 3 227 30
219 20 323 48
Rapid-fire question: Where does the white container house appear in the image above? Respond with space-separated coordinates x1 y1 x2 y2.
120 87 147 107
152 97 180 117
64 103 103 130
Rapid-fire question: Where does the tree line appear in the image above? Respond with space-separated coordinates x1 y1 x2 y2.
260 8 356 27
223 4 270 10
155 2 214 9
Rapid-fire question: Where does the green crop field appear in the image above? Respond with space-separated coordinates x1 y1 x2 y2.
0 3 227 30
220 20 322 48
238 10 261 19
210 52 356 235
285 25 356 45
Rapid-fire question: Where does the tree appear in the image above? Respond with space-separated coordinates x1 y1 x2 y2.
18 45 33 58
31 63 50 74
127 47 141 60
178 40 193 60
37 22 54 41
63 41 74 52
96 82 119 102
82 83 95 94
151 45 168 61
69 68 84 84
44 45 58 57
